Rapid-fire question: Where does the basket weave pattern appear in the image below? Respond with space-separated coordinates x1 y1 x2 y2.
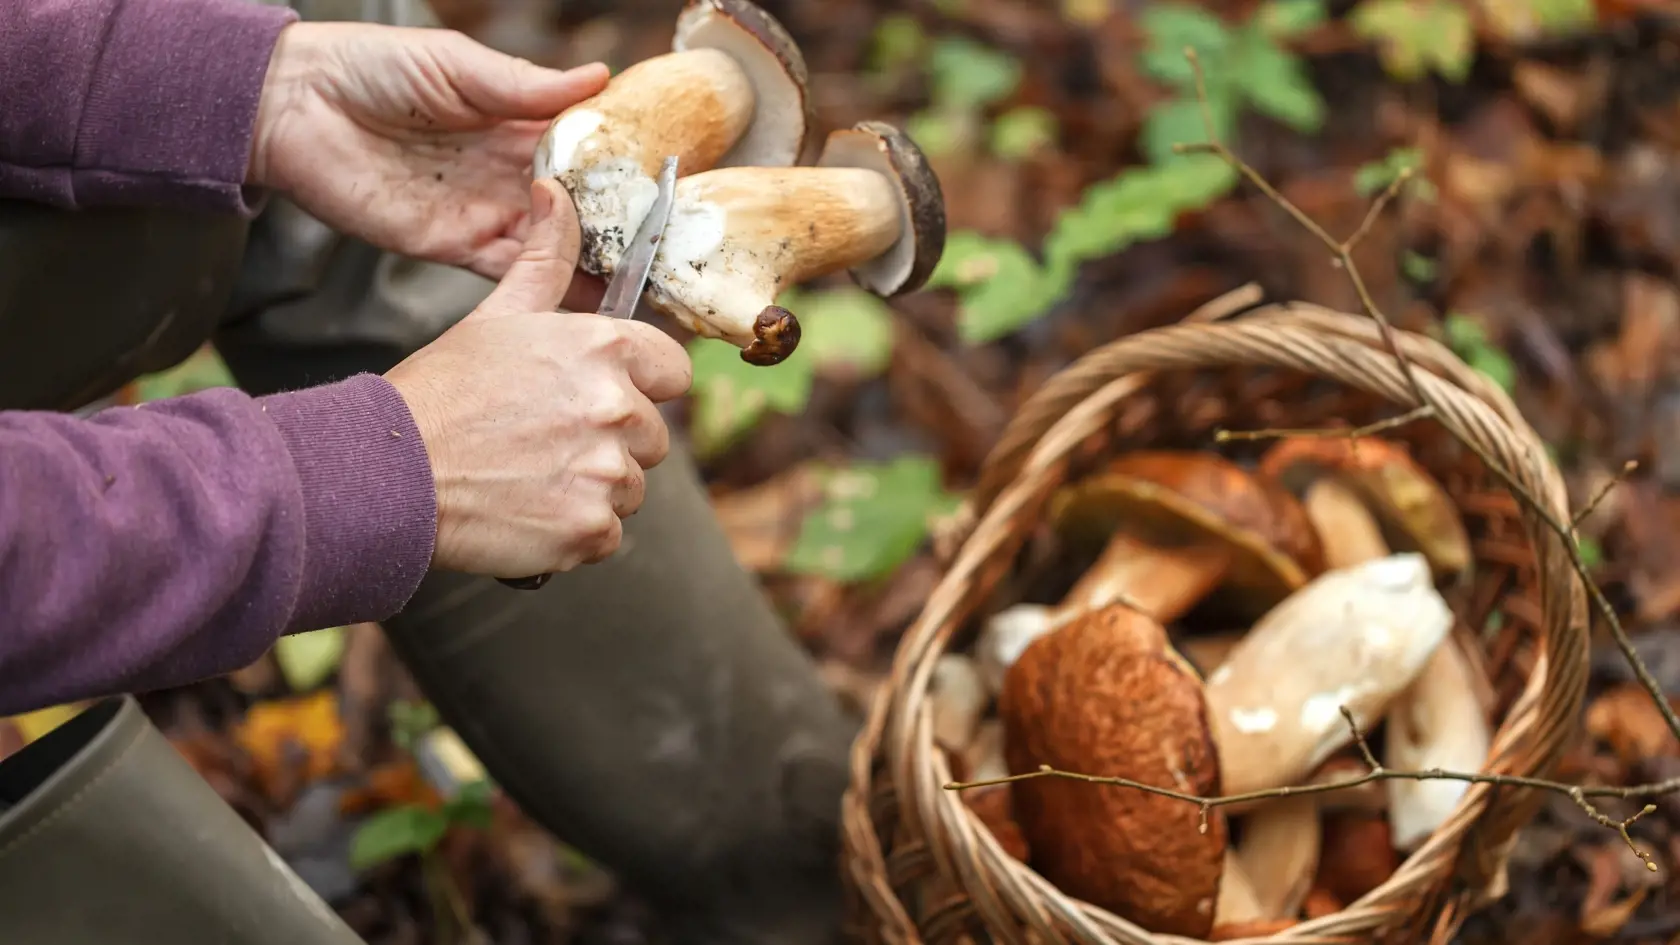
841 305 1589 945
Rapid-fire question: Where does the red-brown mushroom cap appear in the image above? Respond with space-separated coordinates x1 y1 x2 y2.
816 121 947 297
999 604 1225 937
673 0 813 168
1257 436 1471 578
1049 451 1326 615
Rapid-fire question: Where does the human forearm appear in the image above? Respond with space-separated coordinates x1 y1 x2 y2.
0 375 437 714
0 0 296 213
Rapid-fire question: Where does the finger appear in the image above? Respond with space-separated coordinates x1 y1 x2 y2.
444 36 611 121
614 321 695 403
609 450 647 519
619 392 670 471
477 179 581 315
578 514 625 565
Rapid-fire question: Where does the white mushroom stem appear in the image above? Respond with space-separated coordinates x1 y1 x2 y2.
1058 533 1234 624
1214 850 1266 925
1303 479 1392 570
929 654 987 753
1234 796 1320 919
1203 553 1452 795
1383 640 1491 851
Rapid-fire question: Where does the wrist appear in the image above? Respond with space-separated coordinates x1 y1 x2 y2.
248 21 323 192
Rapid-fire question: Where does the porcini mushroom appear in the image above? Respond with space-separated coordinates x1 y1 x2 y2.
1202 553 1452 795
1047 451 1327 625
999 603 1226 937
1259 436 1472 578
1267 448 1490 851
929 653 987 753
535 0 811 186
1232 796 1320 920
541 121 945 366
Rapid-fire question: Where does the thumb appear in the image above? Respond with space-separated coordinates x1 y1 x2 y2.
479 179 582 315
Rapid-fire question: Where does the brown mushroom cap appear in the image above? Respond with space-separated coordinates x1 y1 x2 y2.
815 121 948 297
1258 436 1471 578
1000 605 1225 937
673 0 813 168
1050 451 1326 615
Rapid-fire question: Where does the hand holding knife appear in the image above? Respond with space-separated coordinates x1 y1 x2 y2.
499 155 680 592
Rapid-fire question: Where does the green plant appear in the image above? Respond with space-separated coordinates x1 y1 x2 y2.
784 455 962 583
1440 312 1516 394
349 780 494 871
904 35 1026 159
272 626 346 692
132 344 236 402
1351 0 1475 82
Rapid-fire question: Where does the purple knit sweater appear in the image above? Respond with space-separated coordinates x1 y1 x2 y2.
0 0 439 715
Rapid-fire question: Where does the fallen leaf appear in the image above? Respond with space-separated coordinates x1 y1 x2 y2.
1585 681 1680 763
232 690 347 797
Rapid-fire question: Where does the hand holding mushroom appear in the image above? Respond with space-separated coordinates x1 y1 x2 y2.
531 0 947 366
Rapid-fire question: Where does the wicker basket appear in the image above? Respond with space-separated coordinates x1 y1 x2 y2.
840 299 1589 945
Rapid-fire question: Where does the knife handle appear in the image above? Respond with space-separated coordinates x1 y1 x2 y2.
498 573 551 591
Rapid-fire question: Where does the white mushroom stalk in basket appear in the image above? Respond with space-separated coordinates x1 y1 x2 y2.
532 0 946 366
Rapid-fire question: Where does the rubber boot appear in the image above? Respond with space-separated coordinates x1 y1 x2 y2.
380 443 857 945
0 697 366 945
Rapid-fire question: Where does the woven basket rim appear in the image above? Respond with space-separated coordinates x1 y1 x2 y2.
842 302 1589 945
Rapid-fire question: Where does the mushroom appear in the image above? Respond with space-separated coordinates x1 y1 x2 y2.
945 720 1030 863
1258 436 1472 579
1047 451 1327 625
534 0 811 186
1201 553 1452 795
1232 796 1320 919
540 121 945 366
929 654 987 754
1265 443 1490 851
999 603 1226 937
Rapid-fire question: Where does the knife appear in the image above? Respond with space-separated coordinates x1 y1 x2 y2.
499 155 680 592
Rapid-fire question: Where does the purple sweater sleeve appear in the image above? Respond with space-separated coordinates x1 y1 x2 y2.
0 0 297 213
0 376 439 716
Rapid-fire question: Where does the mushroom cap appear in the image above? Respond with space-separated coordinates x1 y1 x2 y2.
1000 605 1225 937
1258 436 1471 578
673 0 812 168
816 121 947 297
1049 451 1326 615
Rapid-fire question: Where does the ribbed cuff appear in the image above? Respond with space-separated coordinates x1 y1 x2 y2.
258 374 438 633
73 0 298 215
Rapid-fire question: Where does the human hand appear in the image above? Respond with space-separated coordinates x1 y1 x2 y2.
385 179 693 577
248 21 609 309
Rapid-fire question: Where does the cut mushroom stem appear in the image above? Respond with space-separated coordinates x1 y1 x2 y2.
1202 553 1453 795
1301 479 1392 570
1058 534 1234 623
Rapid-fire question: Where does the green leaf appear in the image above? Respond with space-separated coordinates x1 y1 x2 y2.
903 108 972 158
350 805 449 871
1351 0 1474 83
927 37 1022 112
926 232 1055 344
1256 0 1327 37
1138 93 1234 166
785 456 962 583
990 106 1059 161
687 338 813 459
1231 30 1324 133
133 345 237 403
442 780 495 830
272 626 346 692
388 699 439 754
1531 0 1596 29
1441 312 1516 393
868 14 927 74
1576 535 1603 570
1139 3 1232 88
782 287 897 376
1401 250 1438 283
1353 146 1424 195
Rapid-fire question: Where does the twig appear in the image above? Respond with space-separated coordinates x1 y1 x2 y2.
1172 45 1680 751
946 707 1672 867
1573 459 1638 530
1213 405 1433 443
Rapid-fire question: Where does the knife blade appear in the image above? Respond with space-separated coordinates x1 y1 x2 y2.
499 155 680 592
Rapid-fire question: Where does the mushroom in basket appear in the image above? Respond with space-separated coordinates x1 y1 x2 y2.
975 450 1325 693
533 0 946 366
1260 435 1489 852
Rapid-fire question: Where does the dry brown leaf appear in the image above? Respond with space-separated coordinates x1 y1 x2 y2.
1585 681 1680 763
711 465 825 573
